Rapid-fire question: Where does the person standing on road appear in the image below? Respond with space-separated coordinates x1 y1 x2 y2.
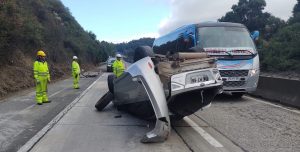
72 56 80 89
34 50 51 105
113 54 125 78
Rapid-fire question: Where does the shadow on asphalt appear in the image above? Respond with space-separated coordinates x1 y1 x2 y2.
213 94 248 102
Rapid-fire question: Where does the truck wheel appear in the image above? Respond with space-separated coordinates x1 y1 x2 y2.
95 92 114 111
232 92 244 98
107 74 115 94
133 46 154 62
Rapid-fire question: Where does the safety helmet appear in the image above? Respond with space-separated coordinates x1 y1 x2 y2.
37 50 46 57
116 54 122 58
73 56 78 60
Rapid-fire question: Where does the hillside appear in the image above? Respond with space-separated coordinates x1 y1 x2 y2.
115 38 155 61
0 0 114 97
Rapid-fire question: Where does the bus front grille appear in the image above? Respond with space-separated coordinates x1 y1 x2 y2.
220 70 249 77
223 81 246 87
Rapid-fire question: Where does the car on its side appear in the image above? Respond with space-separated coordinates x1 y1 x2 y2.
96 46 223 143
106 57 116 72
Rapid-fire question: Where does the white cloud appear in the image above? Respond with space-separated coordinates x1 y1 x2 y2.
265 0 297 20
159 0 297 35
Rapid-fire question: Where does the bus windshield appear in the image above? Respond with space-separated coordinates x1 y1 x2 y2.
198 27 255 49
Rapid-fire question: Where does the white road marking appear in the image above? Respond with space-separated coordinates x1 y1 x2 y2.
184 117 224 148
245 96 300 115
17 75 103 152
49 88 67 98
0 86 70 124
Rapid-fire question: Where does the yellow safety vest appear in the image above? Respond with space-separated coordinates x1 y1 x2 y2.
72 61 80 76
33 61 50 80
113 60 125 77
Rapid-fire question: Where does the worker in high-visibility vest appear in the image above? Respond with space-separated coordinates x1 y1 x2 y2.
72 56 80 89
113 54 125 78
33 50 51 105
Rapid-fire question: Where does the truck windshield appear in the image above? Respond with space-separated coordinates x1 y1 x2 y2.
198 27 255 49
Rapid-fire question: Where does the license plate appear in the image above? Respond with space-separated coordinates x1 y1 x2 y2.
227 77 240 81
190 75 209 84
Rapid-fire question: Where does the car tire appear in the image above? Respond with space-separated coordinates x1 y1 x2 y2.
108 74 115 94
95 92 114 111
133 46 154 62
232 92 244 98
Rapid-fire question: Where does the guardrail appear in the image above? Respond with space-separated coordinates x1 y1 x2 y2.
250 76 300 108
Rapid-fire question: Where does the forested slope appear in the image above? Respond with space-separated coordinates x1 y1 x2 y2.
0 0 114 97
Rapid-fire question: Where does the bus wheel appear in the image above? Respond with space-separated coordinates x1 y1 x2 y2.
133 46 154 62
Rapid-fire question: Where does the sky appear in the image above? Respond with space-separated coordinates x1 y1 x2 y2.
61 0 297 43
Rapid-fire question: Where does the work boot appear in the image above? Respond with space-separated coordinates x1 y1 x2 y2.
43 100 52 103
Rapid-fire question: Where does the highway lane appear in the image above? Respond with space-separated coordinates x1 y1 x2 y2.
28 73 243 152
3 71 299 152
195 94 300 152
0 72 100 152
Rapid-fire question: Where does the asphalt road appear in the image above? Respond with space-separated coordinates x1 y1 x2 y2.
195 94 300 152
29 73 243 152
0 72 100 152
1 71 300 152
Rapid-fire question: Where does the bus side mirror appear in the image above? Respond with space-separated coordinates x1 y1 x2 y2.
251 30 260 41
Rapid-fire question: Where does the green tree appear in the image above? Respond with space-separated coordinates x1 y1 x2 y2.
264 15 286 40
261 23 300 72
0 0 114 65
88 31 96 40
219 0 266 31
289 0 300 24
219 0 285 39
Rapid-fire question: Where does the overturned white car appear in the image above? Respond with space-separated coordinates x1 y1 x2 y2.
95 46 223 143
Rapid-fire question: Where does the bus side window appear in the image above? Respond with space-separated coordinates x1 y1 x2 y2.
177 32 194 52
188 33 194 48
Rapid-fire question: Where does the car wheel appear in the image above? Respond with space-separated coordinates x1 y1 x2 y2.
107 74 115 94
133 46 154 62
95 92 114 111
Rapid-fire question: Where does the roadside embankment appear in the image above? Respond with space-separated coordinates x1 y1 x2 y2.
0 59 99 100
